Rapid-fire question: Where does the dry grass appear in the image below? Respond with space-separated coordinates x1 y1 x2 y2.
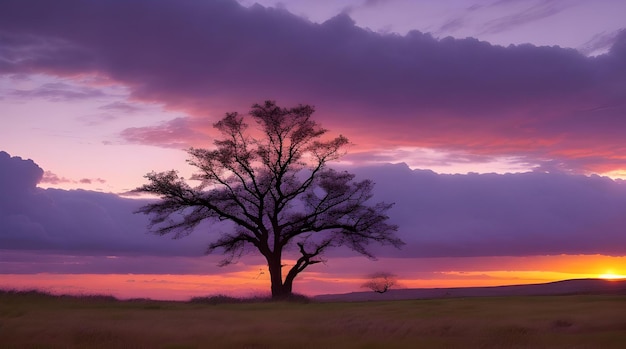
1 289 625 348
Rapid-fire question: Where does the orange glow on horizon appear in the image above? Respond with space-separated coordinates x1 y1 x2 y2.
0 273 270 301
598 271 626 280
1 254 624 300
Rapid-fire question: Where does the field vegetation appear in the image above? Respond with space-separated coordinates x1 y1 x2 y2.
1 289 625 348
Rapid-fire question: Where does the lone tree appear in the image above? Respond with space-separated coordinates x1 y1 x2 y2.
135 101 403 299
361 272 398 293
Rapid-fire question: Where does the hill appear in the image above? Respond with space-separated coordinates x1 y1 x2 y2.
314 278 626 302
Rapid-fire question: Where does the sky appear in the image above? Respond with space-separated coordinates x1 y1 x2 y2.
1 0 626 299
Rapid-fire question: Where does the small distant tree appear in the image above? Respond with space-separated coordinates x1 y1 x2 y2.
362 272 398 293
135 101 403 299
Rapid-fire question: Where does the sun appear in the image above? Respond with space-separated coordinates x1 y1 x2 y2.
598 271 626 280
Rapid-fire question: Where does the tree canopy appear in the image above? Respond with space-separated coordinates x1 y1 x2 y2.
135 101 403 298
362 272 398 293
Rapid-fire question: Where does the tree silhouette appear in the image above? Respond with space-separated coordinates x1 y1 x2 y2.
135 101 403 299
362 272 398 293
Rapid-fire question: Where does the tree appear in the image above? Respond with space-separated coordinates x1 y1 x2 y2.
361 272 398 293
135 101 403 299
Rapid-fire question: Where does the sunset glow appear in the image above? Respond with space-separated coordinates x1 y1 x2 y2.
2 254 624 299
598 272 626 280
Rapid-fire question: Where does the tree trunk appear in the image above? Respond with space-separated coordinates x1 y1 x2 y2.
272 281 293 299
268 256 293 299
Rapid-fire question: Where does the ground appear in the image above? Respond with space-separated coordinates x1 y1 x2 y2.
1 290 625 348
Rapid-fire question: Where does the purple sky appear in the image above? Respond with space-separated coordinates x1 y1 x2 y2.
1 0 625 297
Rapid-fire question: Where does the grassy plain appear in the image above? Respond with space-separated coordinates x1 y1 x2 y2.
1 290 625 348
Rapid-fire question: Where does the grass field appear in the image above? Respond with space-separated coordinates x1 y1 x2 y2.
1 290 625 348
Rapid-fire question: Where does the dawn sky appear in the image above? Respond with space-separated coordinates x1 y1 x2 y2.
1 0 625 299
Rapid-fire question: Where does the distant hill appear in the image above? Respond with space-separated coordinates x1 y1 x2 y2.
314 279 626 302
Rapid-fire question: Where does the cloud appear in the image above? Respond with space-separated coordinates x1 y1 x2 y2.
0 151 213 256
0 0 625 174
478 0 572 35
0 250 260 275
98 101 143 113
0 0 626 173
438 17 467 33
0 151 43 200
10 82 107 101
579 29 626 56
0 31 96 75
436 0 573 37
3 151 626 262
349 163 626 258
362 0 392 7
120 117 212 148
342 0 393 15
40 171 72 185
40 170 107 186
79 178 106 184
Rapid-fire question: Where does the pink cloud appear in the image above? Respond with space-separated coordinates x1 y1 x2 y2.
120 117 213 149
41 171 106 186
79 178 106 184
98 101 143 113
40 171 72 185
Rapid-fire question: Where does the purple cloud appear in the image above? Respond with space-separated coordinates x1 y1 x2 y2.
0 151 213 256
0 151 43 199
40 170 107 186
436 0 573 39
579 29 626 56
438 17 467 33
350 163 626 258
0 250 259 275
120 117 212 148
2 151 626 262
40 171 72 185
79 178 106 185
98 101 143 113
478 0 572 35
1 0 624 174
10 82 106 101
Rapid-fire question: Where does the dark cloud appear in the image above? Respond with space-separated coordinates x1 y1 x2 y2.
0 31 96 75
0 151 214 256
40 171 72 185
1 0 623 173
0 250 258 275
350 163 626 258
3 151 626 262
78 178 106 184
0 151 43 202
